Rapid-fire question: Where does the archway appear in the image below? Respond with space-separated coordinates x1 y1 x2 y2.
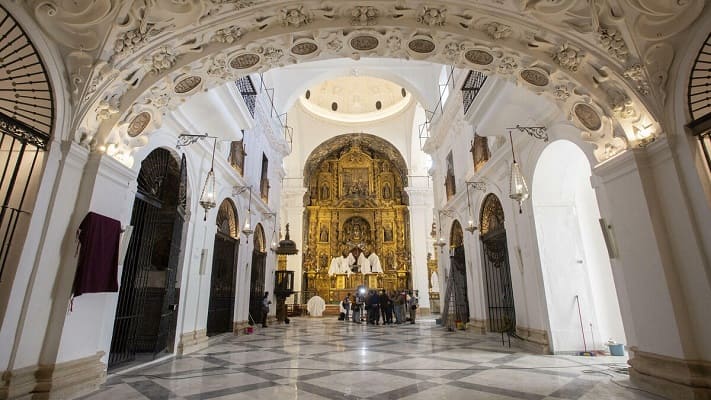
207 199 240 336
448 220 469 323
532 140 625 353
479 193 516 334
248 223 267 325
109 149 187 369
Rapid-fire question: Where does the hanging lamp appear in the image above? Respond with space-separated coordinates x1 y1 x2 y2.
508 131 529 213
198 138 218 221
242 186 254 241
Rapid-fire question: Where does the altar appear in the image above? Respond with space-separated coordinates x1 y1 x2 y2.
301 137 413 303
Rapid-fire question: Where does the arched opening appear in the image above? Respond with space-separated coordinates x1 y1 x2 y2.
109 149 187 369
479 193 516 334
207 199 240 336
0 4 55 319
301 133 412 303
448 220 469 323
248 223 267 326
532 140 626 353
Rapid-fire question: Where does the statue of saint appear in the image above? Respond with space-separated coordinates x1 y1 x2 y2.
384 224 393 242
319 225 329 242
382 183 391 199
320 184 329 200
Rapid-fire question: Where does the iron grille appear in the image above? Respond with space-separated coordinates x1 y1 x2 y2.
688 32 711 121
0 5 54 282
236 76 257 118
461 70 487 115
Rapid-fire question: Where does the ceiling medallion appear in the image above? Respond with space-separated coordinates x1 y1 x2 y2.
174 76 202 94
350 35 379 51
408 39 435 53
520 69 549 87
127 112 151 137
291 41 318 55
464 49 493 65
573 103 602 131
229 53 260 69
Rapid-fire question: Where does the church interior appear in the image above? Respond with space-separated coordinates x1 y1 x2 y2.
0 1 710 399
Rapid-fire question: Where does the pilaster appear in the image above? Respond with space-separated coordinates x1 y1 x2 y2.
593 141 711 399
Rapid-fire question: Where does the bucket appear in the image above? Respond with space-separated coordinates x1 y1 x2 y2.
456 321 466 330
608 343 624 356
244 326 254 335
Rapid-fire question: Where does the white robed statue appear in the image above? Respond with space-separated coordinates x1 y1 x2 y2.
368 253 383 273
357 252 371 274
431 271 440 292
328 255 353 275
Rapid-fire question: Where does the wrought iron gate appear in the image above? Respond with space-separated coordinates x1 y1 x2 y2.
109 151 185 369
0 5 54 283
450 245 470 322
248 251 267 325
481 230 516 334
207 233 238 335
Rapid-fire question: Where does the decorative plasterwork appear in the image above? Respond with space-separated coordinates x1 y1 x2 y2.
23 0 706 165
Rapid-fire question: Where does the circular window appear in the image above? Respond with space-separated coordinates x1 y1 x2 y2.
305 90 311 99
376 101 382 110
331 102 338 111
401 88 407 97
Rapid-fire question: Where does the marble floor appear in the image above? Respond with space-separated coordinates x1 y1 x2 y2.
81 317 658 400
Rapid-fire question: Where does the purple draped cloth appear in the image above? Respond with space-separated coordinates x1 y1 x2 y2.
72 212 122 296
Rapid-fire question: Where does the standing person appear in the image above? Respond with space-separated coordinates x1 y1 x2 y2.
408 290 418 324
379 290 389 325
343 293 352 321
261 291 271 328
394 291 404 324
352 293 363 323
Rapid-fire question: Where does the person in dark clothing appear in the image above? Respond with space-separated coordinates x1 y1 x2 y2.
379 290 390 324
367 290 380 325
385 291 395 324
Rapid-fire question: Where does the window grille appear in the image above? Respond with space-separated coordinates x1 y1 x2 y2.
235 76 257 118
461 70 487 115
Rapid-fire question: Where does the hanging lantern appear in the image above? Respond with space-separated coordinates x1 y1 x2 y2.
199 138 218 221
508 131 529 213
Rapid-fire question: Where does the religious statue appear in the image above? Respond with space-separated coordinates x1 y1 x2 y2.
352 223 362 241
319 253 328 270
320 184 329 200
319 225 329 242
431 271 440 292
382 183 391 199
384 224 393 242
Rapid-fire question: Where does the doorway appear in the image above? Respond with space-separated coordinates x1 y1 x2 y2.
248 224 267 325
479 194 516 334
108 149 186 369
207 199 240 336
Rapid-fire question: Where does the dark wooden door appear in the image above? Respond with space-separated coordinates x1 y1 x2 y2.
207 234 238 335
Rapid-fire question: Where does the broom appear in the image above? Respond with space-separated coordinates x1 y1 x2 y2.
575 295 595 356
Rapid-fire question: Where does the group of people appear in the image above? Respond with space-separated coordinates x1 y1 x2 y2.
340 289 418 325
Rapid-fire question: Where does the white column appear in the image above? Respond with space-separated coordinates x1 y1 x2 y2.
281 186 307 293
406 187 434 310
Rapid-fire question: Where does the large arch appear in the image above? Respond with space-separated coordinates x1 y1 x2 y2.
207 198 240 336
248 223 268 326
24 1 701 166
532 139 625 353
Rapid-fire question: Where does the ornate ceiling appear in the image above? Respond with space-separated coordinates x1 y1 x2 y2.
299 76 412 123
20 0 707 165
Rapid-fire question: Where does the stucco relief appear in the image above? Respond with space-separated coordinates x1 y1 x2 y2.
22 0 705 164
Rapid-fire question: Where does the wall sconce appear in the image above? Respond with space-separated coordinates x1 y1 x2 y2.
508 131 529 214
435 208 457 251
465 181 486 233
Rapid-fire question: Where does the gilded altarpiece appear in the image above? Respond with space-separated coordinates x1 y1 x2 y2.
302 137 412 303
